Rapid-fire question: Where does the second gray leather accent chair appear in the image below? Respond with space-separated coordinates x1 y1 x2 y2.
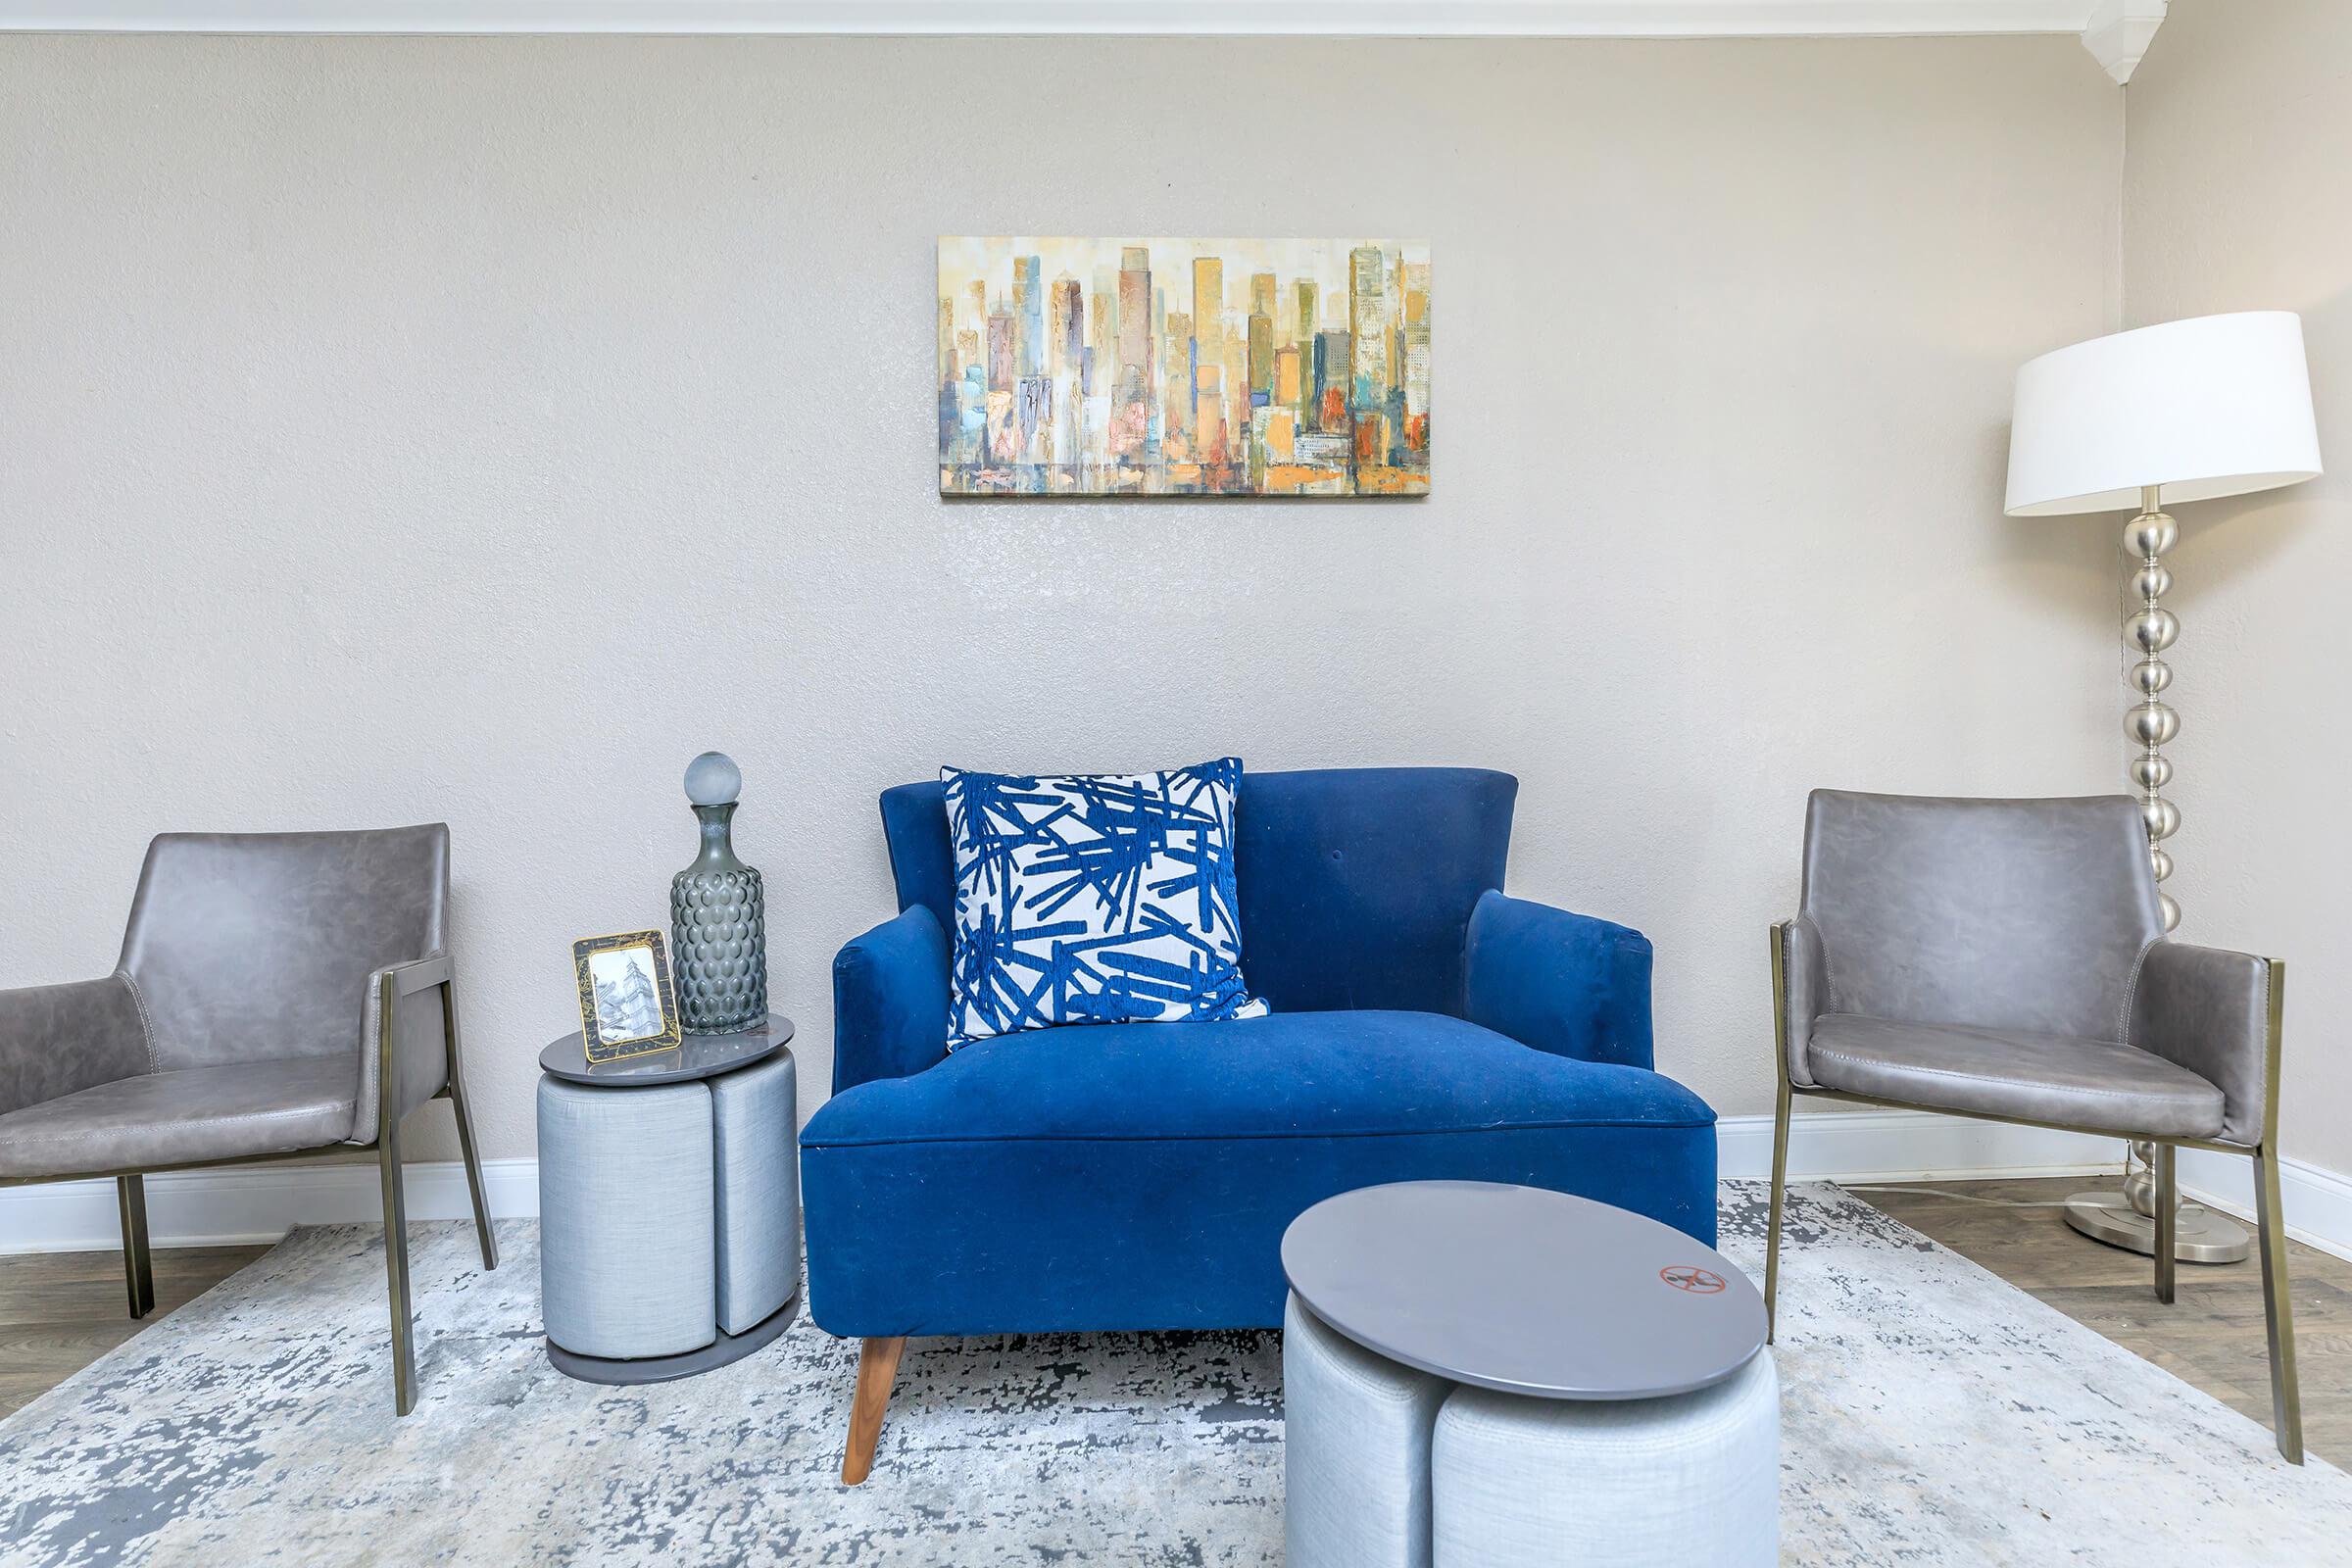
0 825 496 1415
1765 790 2301 1462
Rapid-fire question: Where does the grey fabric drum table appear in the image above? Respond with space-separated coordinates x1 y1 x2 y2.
1281 1181 1777 1568
536 1014 798 1384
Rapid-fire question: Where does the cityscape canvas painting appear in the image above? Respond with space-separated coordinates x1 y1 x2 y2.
938 237 1431 496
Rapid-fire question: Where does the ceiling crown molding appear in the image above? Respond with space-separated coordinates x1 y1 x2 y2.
0 0 2157 59
2080 0 2165 83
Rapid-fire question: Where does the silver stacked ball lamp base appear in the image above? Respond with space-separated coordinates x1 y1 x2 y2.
2065 1191 2250 1263
2059 487 2250 1265
2064 1147 2251 1263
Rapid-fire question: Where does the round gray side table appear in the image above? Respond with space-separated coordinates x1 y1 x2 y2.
536 1014 798 1385
1280 1181 1777 1568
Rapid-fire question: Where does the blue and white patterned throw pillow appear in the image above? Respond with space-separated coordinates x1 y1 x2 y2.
942 758 1269 1046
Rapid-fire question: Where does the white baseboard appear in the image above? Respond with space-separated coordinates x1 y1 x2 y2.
1716 1107 2120 1183
1729 1110 2352 1266
2178 1147 2352 1264
0 1157 542 1254
6 1114 2346 1264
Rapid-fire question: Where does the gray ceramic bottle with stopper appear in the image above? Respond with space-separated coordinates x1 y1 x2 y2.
670 752 768 1034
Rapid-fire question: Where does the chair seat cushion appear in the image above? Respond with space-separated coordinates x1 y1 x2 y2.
0 1056 359 1178
1805 1013 2225 1139
800 1011 1717 1336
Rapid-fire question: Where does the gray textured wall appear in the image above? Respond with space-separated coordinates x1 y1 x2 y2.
1 33 2124 1164
2125 0 2352 1174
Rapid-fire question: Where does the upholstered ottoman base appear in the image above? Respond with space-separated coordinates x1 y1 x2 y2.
538 1050 800 1383
1431 1349 1780 1567
544 1296 798 1386
1284 1293 1451 1568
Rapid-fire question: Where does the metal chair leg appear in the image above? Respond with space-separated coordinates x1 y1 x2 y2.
2252 1143 2303 1463
1765 1079 1791 1344
442 983 498 1272
378 1117 417 1417
116 1174 155 1320
2153 1143 2178 1304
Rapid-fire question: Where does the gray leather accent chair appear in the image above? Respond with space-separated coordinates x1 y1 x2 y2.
1765 791 2302 1462
0 825 496 1415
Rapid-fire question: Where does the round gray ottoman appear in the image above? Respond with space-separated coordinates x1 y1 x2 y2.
1284 1293 1451 1568
1282 1181 1777 1567
1433 1350 1779 1567
536 1015 799 1383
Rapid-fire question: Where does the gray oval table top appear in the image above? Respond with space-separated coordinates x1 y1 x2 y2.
1281 1180 1765 1400
538 1013 794 1087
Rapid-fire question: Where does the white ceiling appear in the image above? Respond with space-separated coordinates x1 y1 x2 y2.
0 0 2168 80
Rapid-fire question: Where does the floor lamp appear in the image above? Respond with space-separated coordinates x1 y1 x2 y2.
2005 311 2322 1261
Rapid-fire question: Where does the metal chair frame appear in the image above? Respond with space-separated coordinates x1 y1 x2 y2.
0 957 497 1416
1762 921 2300 1464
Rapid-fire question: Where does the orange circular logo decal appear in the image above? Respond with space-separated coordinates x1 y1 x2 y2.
1660 1265 1726 1294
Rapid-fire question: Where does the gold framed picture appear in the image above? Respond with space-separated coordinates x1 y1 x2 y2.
571 929 683 1062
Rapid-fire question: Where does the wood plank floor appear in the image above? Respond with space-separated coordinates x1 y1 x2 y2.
0 1243 268 1420
1855 1176 2352 1462
0 1180 2344 1465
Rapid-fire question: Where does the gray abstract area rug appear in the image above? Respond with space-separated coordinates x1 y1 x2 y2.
4 1184 2351 1566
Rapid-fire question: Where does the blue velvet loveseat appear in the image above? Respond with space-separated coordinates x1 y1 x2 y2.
801 766 1716 1481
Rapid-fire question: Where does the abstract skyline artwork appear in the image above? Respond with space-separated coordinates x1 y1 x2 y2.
938 237 1431 496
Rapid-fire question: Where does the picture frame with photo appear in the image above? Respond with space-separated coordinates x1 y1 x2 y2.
571 929 684 1062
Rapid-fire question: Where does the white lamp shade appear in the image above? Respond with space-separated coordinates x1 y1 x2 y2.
2005 311 2323 516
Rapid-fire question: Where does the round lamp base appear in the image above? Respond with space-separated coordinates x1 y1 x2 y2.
2063 1191 2250 1264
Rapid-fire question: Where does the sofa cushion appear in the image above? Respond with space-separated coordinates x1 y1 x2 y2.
939 759 1266 1045
800 1011 1718 1337
808 1009 1708 1148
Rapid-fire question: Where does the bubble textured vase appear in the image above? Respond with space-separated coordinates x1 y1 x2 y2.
670 752 768 1035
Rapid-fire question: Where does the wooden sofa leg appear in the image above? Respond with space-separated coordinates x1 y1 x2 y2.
843 1336 906 1485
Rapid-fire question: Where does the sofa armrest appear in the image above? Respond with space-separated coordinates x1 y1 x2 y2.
1775 917 1828 1089
2131 940 2277 1148
833 905 953 1095
1463 889 1654 1069
0 974 154 1121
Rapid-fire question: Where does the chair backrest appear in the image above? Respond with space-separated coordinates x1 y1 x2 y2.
880 766 1517 1015
118 826 449 1071
1799 791 2163 1041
